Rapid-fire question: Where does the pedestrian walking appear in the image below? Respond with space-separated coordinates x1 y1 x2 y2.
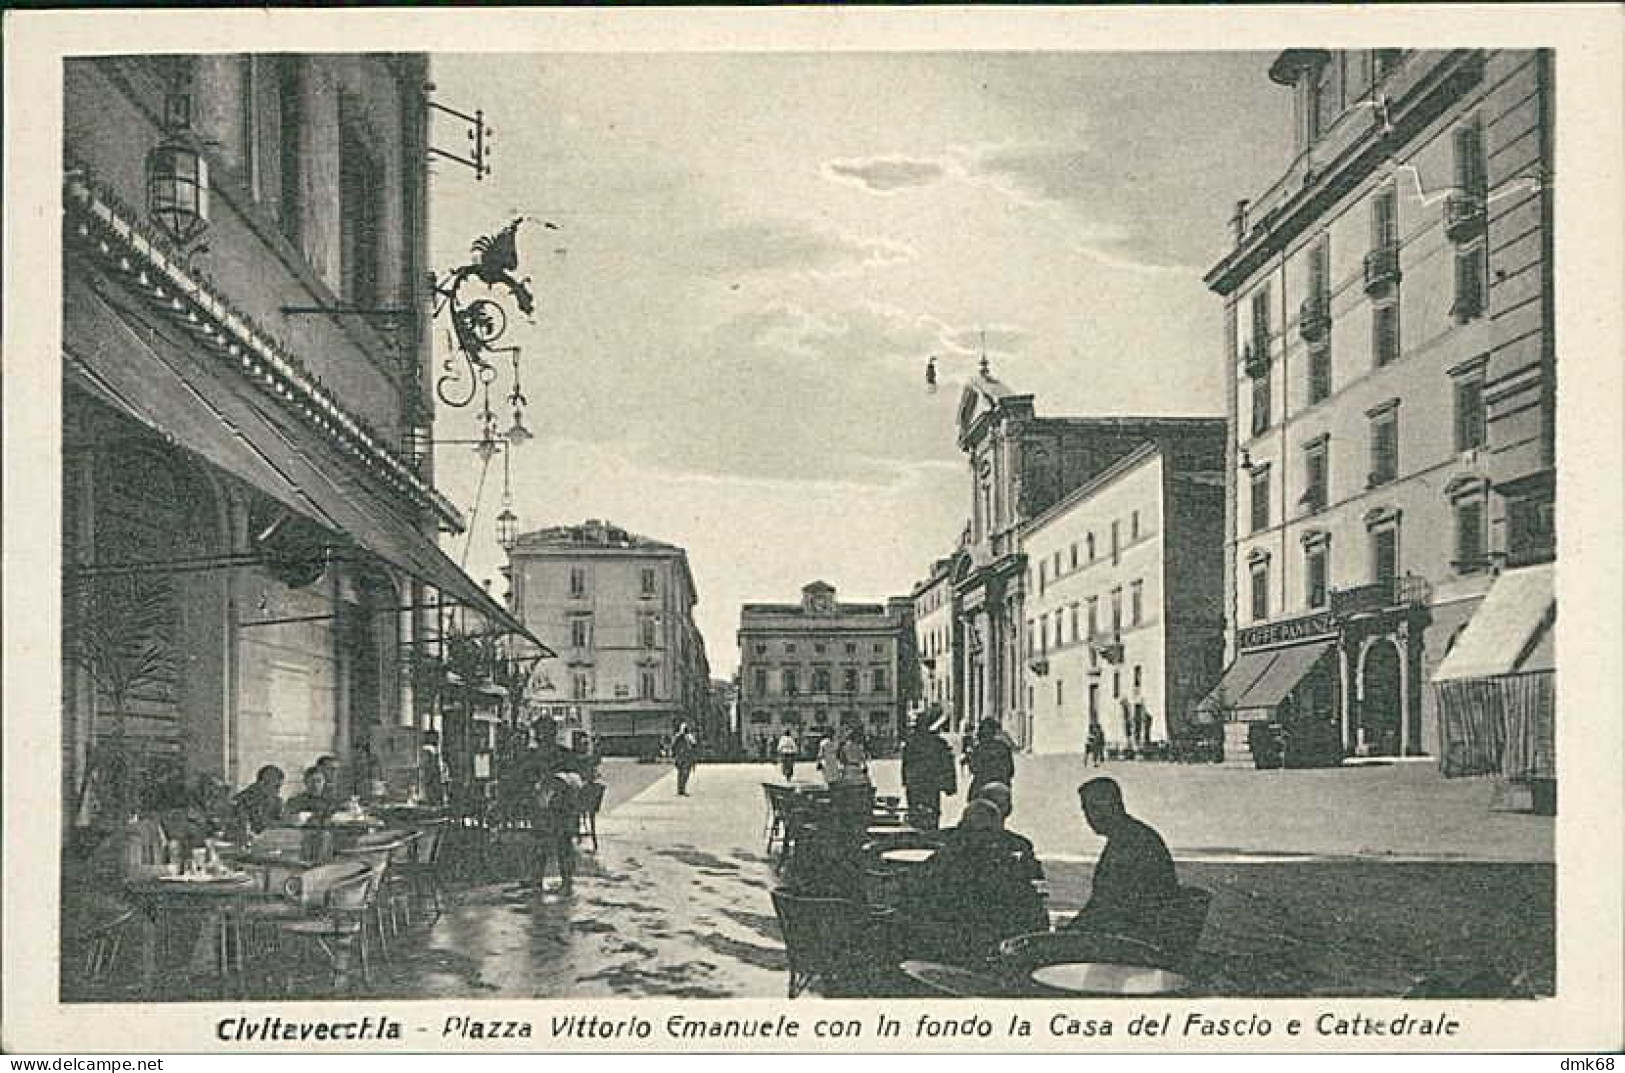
828 723 874 845
775 729 799 782
671 723 698 796
966 718 1016 803
901 717 957 830
528 764 584 896
1087 720 1107 766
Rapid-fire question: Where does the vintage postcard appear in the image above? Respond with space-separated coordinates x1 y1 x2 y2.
3 4 1621 1056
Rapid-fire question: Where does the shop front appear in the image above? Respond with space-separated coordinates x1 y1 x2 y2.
1200 612 1343 767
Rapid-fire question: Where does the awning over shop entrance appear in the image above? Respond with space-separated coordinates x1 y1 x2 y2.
1199 641 1335 714
1432 563 1554 682
66 277 548 653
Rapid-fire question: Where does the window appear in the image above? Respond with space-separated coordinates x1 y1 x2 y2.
1110 588 1123 635
1308 343 1333 405
754 642 767 656
1507 492 1556 565
1452 244 1487 322
1113 670 1121 699
1250 465 1271 532
814 643 826 655
1056 680 1064 707
1454 118 1488 203
1373 301 1400 366
782 669 799 695
1070 603 1080 643
1110 521 1121 564
275 57 303 243
874 643 885 655
1132 664 1143 692
1070 543 1079 569
843 667 859 693
1251 367 1272 436
1454 495 1488 572
1130 580 1144 626
871 668 887 693
1302 439 1328 513
1250 284 1272 363
1025 620 1035 657
338 117 383 307
640 669 657 700
569 567 587 598
1053 551 1062 577
1371 526 1399 584
639 616 657 648
845 642 857 656
1037 615 1048 654
1372 185 1398 250
785 642 797 655
753 668 768 696
1086 533 1096 561
640 567 657 596
1038 561 1047 594
1369 406 1399 486
812 668 831 693
1131 510 1141 541
571 672 589 701
1454 372 1486 452
570 617 591 648
1306 544 1329 609
1250 561 1270 621
1087 597 1099 639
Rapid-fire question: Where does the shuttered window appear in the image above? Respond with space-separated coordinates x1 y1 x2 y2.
1373 302 1400 366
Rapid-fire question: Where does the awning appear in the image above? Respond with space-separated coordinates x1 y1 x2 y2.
1432 563 1555 682
1199 641 1334 713
66 276 549 653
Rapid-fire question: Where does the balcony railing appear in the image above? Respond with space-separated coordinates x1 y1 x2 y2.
1363 244 1402 295
1298 295 1331 342
1444 192 1486 242
1329 574 1432 617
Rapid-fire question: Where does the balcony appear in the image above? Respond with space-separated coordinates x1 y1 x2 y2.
1329 574 1432 617
1088 631 1124 664
1363 244 1402 295
1298 295 1331 343
1444 192 1486 243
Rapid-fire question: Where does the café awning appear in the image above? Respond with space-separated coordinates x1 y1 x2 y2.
66 276 548 653
1432 563 1555 682
1199 641 1335 713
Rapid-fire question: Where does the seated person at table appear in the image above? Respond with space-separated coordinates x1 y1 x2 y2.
1065 777 1179 940
905 800 1048 965
971 783 1043 881
284 765 337 821
231 765 285 836
314 755 344 805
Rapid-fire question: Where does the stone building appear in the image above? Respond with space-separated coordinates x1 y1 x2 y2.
910 557 959 734
737 582 912 756
62 54 529 835
947 373 1230 748
1203 50 1555 765
1020 436 1226 755
507 520 711 757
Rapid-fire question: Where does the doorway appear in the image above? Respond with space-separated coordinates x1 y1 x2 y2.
1359 639 1403 756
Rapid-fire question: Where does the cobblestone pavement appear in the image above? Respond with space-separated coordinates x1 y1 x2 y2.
63 754 1554 1000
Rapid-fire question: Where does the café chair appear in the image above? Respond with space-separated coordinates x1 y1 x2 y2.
390 822 449 922
770 888 896 998
276 861 380 990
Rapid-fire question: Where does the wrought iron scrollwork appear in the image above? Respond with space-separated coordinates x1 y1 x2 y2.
431 219 536 408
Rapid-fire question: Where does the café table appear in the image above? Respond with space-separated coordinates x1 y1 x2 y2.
123 871 257 996
878 847 936 866
1027 961 1190 996
899 959 1039 998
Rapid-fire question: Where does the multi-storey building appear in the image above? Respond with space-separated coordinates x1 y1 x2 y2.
737 582 912 755
911 558 959 733
1021 435 1227 755
1203 50 1555 764
508 520 710 756
948 373 1232 748
60 54 536 835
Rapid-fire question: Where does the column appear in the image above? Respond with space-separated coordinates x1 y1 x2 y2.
1336 639 1352 753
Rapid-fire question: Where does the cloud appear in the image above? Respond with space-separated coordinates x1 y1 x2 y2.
823 155 948 193
691 218 915 279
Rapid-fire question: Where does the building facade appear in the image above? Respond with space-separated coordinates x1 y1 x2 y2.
1203 50 1555 762
508 520 711 756
62 54 528 837
911 558 959 733
737 582 912 756
948 374 1231 749
1021 438 1227 755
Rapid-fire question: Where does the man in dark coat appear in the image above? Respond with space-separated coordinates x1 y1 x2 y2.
966 718 1016 802
1066 777 1179 938
900 717 957 830
671 723 698 796
231 765 285 837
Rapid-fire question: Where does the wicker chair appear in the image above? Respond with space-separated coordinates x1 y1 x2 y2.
277 862 380 989
770 888 895 997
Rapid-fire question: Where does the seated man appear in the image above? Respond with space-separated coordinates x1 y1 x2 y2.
905 800 1049 966
971 782 1043 883
231 765 285 837
284 765 337 821
1065 777 1180 941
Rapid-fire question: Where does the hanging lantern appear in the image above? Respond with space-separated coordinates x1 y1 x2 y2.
147 81 210 249
504 409 534 447
496 507 519 552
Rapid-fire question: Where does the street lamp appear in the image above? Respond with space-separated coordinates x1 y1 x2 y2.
496 506 518 552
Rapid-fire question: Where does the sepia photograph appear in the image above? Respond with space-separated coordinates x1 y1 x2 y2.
5 4 1622 1057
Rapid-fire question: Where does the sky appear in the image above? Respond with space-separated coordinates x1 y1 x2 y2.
425 51 1292 676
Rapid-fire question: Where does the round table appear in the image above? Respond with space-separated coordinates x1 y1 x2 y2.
124 873 257 995
879 847 936 865
1029 961 1189 996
